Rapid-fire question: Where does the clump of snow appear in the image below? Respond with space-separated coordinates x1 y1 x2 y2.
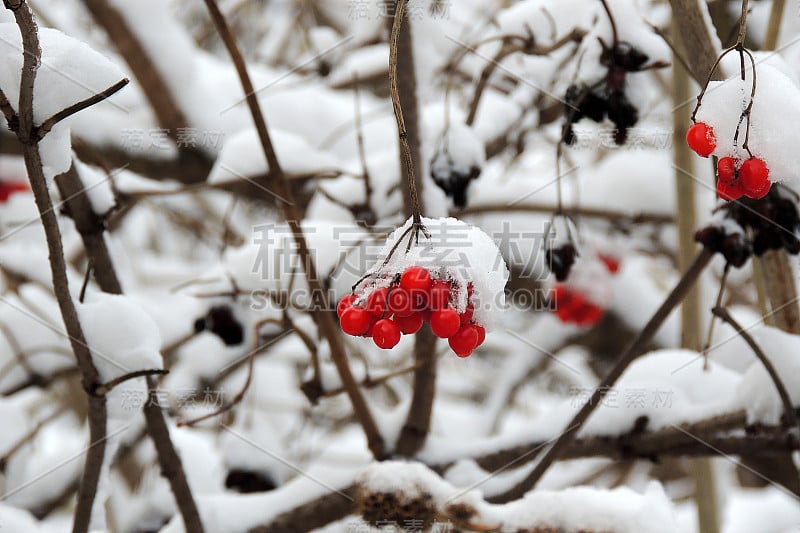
357 216 508 330
0 24 126 180
695 59 800 183
77 292 163 419
734 325 800 425
207 127 341 183
356 461 679 533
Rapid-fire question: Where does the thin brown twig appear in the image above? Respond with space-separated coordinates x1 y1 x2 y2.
34 78 129 139
388 0 424 231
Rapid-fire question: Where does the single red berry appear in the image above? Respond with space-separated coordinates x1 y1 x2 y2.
716 179 744 202
686 122 716 157
598 253 620 274
387 288 414 317
551 285 570 305
473 324 486 346
400 266 432 292
373 319 401 349
0 181 29 202
449 325 479 357
428 280 452 309
717 157 736 184
574 303 604 326
430 307 460 338
337 294 357 318
459 303 474 326
393 313 423 335
366 287 389 317
340 307 371 336
739 158 771 199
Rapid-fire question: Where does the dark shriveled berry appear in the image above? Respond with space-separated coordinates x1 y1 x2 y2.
546 243 577 281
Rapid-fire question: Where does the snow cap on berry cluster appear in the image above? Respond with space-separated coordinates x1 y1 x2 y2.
695 59 800 183
363 217 509 330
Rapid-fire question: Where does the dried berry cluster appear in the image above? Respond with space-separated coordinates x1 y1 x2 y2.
194 305 244 346
339 266 486 357
563 42 653 146
686 122 771 201
695 187 800 265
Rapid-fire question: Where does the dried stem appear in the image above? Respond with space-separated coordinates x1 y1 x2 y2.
388 0 424 230
201 0 385 458
763 0 785 51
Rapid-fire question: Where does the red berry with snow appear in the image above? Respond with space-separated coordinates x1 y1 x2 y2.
387 288 414 317
448 325 479 357
337 294 357 318
739 158 771 199
686 122 716 157
372 319 401 349
366 287 389 317
340 307 371 336
430 306 460 338
400 266 432 292
428 280 452 309
393 313 424 335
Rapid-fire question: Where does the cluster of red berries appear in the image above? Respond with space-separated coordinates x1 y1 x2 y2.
686 122 771 201
338 266 486 357
0 180 28 203
549 253 619 326
550 285 604 326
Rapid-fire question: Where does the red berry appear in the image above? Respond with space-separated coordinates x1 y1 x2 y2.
717 157 736 184
430 307 460 338
716 179 743 202
739 158 771 199
598 253 620 274
387 288 414 317
449 325 479 357
340 307 371 336
337 294 357 318
366 287 389 317
0 181 28 202
686 122 716 157
574 303 604 326
459 303 474 326
551 285 572 310
473 324 486 346
393 313 423 335
373 319 401 349
428 280 452 309
400 266 432 292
